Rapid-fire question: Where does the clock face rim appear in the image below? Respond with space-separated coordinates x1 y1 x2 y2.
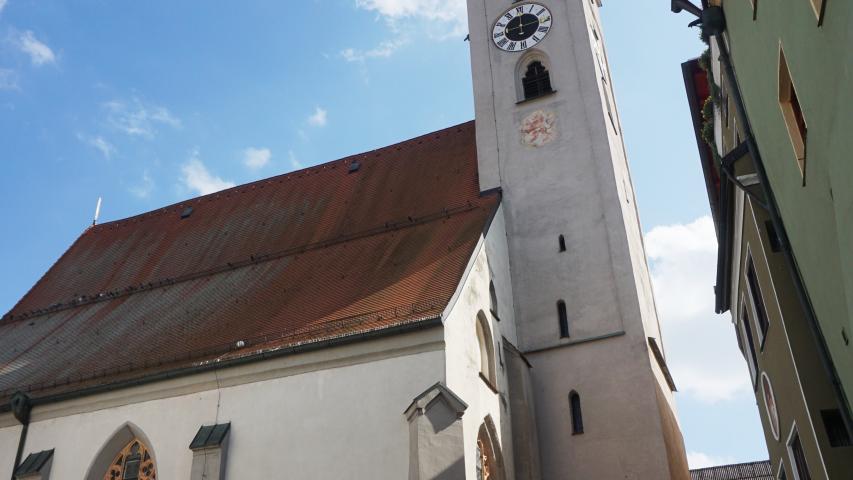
492 2 552 53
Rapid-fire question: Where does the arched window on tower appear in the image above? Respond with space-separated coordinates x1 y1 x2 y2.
522 61 553 100
489 281 499 319
557 300 569 338
569 391 584 434
477 311 497 389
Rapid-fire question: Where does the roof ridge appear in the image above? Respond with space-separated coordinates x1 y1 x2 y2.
3 198 491 324
88 120 476 231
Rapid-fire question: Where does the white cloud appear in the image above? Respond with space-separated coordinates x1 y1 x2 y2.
646 216 752 403
355 0 467 37
77 133 116 159
307 107 327 127
243 147 271 170
0 0 7 15
341 38 407 63
0 69 18 90
18 30 56 66
181 150 235 196
129 170 154 198
103 97 181 138
687 451 736 469
288 150 302 170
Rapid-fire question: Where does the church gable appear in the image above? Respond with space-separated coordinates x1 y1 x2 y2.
0 121 498 405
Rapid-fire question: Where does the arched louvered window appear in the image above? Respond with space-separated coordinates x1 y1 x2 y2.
570 391 584 435
522 61 553 100
557 300 569 338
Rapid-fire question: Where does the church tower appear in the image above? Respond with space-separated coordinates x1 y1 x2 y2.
466 0 690 478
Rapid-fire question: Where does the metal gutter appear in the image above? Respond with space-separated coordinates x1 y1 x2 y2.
9 392 31 480
0 317 443 415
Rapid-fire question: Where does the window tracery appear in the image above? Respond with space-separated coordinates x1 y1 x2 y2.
103 438 156 480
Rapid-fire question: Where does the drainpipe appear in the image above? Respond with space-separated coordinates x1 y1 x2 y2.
697 5 853 438
10 392 31 480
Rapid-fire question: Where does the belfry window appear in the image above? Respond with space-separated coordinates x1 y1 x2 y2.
570 391 584 434
557 300 569 338
522 61 553 100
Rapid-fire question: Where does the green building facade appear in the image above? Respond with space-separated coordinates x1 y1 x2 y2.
677 0 853 477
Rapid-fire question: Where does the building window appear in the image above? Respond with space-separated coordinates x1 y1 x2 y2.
558 235 566 252
103 438 156 480
778 464 787 480
762 373 781 441
477 311 497 389
765 221 782 253
489 281 499 319
570 391 584 434
557 300 569 338
739 300 759 387
746 255 770 345
821 409 852 447
475 422 499 480
808 0 826 25
787 425 812 480
522 61 553 100
778 46 808 179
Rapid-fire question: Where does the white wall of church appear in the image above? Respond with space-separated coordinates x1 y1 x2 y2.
443 205 519 479
0 327 446 480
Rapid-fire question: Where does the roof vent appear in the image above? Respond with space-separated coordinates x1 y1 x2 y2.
348 161 361 173
181 206 194 219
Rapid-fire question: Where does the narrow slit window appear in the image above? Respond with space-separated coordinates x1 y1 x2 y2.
522 61 553 100
558 235 566 252
778 46 807 178
569 391 584 434
489 281 499 319
557 300 569 338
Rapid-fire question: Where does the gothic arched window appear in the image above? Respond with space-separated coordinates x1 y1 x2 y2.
570 391 584 435
476 311 497 388
476 420 502 480
557 300 569 338
522 61 553 100
103 438 156 480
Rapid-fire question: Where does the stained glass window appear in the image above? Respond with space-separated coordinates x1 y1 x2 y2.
103 438 156 480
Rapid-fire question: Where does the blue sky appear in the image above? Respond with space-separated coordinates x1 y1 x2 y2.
0 0 767 468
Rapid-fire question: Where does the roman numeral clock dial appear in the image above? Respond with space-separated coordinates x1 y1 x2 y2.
492 2 552 52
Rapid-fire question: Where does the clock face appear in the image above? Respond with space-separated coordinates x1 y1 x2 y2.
492 3 552 52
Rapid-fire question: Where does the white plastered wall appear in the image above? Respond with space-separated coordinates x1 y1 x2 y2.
442 204 520 479
0 328 446 480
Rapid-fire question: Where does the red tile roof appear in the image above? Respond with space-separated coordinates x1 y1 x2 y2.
0 121 497 402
